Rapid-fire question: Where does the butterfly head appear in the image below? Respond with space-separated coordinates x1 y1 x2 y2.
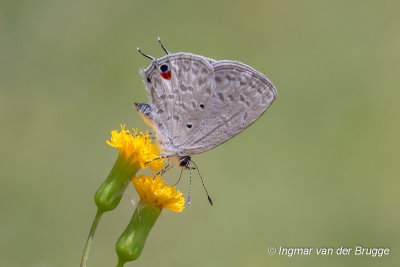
178 156 191 168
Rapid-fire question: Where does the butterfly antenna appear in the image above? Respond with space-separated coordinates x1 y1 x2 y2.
157 37 170 54
137 47 155 61
190 160 213 206
188 167 192 205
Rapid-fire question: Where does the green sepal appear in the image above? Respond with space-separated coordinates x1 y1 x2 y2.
94 154 140 212
116 199 161 266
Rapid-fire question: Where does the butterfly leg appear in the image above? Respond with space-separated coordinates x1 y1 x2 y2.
139 131 155 136
173 168 184 186
130 131 155 139
153 159 174 179
145 155 172 165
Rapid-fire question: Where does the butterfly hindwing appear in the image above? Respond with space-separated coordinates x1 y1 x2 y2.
179 60 277 155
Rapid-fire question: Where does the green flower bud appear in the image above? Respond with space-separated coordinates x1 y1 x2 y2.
94 154 139 212
116 199 161 266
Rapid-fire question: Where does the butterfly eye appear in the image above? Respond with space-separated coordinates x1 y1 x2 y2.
159 64 171 80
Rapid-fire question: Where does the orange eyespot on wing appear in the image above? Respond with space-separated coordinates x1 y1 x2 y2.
159 64 171 80
160 71 171 80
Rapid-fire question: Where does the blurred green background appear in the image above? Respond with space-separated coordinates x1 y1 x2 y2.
1 0 399 266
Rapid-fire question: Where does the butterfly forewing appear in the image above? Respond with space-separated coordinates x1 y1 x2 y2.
141 53 215 155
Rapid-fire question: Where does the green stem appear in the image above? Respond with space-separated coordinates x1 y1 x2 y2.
80 209 103 267
116 260 125 267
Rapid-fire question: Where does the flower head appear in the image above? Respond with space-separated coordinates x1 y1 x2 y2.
107 125 163 171
133 175 185 212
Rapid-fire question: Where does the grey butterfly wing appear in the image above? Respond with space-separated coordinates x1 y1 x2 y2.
179 60 277 155
140 53 215 155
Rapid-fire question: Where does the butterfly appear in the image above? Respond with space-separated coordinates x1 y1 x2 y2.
135 38 277 204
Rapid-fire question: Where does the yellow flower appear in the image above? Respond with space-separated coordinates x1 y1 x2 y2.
133 175 185 212
82 125 167 267
107 125 163 171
